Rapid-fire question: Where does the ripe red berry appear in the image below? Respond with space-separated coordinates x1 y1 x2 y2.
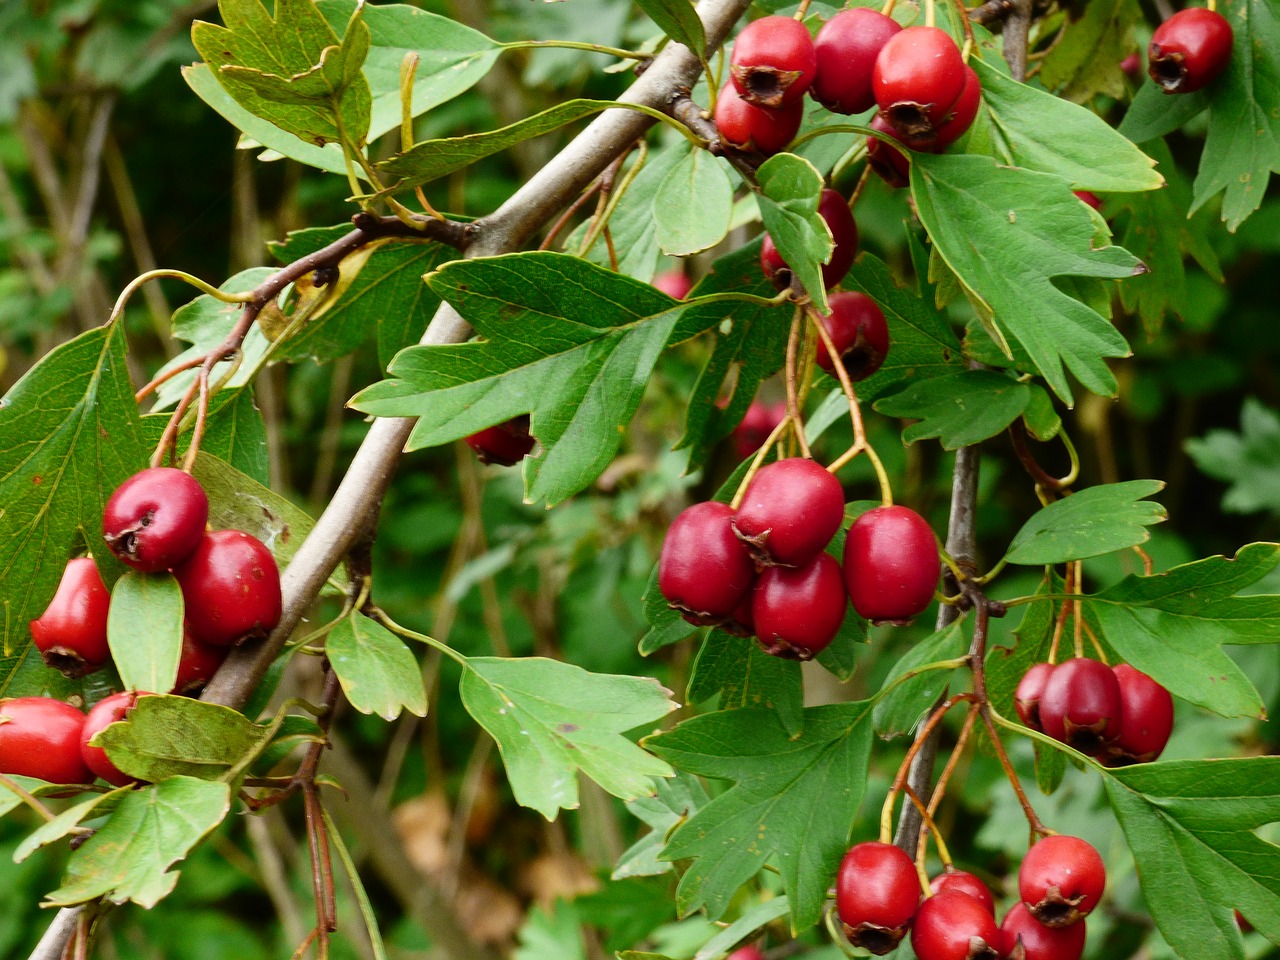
81 690 152 787
999 902 1086 960
931 868 995 915
733 458 846 567
911 891 999 960
1015 662 1056 732
842 505 939 625
29 556 111 677
726 945 765 960
1120 52 1143 80
836 841 921 955
659 502 756 626
733 400 788 461
102 467 209 573
811 8 902 114
815 291 889 381
752 553 847 659
1106 664 1174 764
1037 657 1122 756
731 15 817 109
1019 835 1106 927
465 415 534 467
760 188 858 291
172 627 228 695
873 27 968 142
866 113 916 188
0 697 91 784
932 64 981 149
1073 190 1103 211
715 82 804 156
174 530 283 647
1148 7 1233 94
652 269 693 299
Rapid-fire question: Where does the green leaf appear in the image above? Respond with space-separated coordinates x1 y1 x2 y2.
873 619 968 739
1038 0 1140 103
188 389 269 486
755 153 833 314
693 897 791 960
645 702 875 930
327 613 428 720
14 788 125 863
613 771 709 880
191 452 316 571
911 152 1141 404
636 0 706 56
1005 480 1166 565
1117 79 1209 145
459 656 677 819
108 571 184 695
875 370 1032 449
985 574 1057 720
639 563 697 656
45 776 230 908
1186 398 1280 515
654 147 734 256
321 806 391 960
688 630 804 737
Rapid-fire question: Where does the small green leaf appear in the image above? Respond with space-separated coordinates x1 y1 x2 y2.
636 0 706 56
14 788 125 863
875 370 1031 450
688 630 804 737
107 572 184 695
1185 398 1280 515
1038 0 1140 103
1117 79 1209 145
1005 480 1166 565
638 563 696 656
613 771 709 880
654 147 733 256
327 614 428 720
873 619 968 739
755 153 832 314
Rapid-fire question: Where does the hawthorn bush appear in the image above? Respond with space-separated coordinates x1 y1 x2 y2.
0 1 1278 959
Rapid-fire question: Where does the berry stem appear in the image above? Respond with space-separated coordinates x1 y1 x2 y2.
578 144 645 259
785 305 814 459
1072 560 1085 659
370 608 470 666
107 268 253 327
880 693 977 843
539 179 604 252
880 0 899 18
730 412 794 510
1082 619 1109 664
927 704 979 821
846 165 873 213
499 39 651 61
925 0 937 29
903 782 953 868
398 53 444 221
1047 565 1073 665
949 0 977 62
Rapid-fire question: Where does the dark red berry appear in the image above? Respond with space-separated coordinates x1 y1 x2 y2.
715 82 804 156
81 690 152 787
1019 835 1106 927
998 902 1086 960
731 15 817 109
836 841 921 955
726 946 764 960
752 553 847 659
652 269 693 299
102 467 209 573
0 697 91 784
733 400 788 461
1037 657 1122 756
29 556 111 677
174 530 283 648
911 891 1000 960
931 869 994 915
465 415 534 467
1148 8 1233 94
659 502 756 626
873 27 967 142
811 8 902 114
1073 190 1103 211
172 626 228 695
760 188 858 291
866 113 916 188
815 292 889 381
1120 52 1143 80
1015 662 1056 732
722 592 756 638
932 64 981 149
842 505 939 625
1106 664 1174 764
733 458 846 567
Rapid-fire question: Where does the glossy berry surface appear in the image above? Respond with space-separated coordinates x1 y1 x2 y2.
931 869 995 915
659 502 755 626
731 15 817 108
1073 190 1103 211
715 82 804 155
29 556 111 677
733 458 845 567
752 553 847 659
873 27 967 141
866 113 916 188
1148 7 1233 94
998 902 1086 960
815 291 889 381
1107 663 1174 764
1015 662 1056 732
725 945 765 960
836 841 921 955
102 467 209 573
465 415 534 467
843 505 939 625
652 269 693 299
733 399 788 461
81 690 150 787
812 8 902 114
1019 835 1106 927
1038 657 1122 755
175 530 283 647
932 64 981 149
760 189 858 291
0 697 91 784
173 627 228 695
911 890 1000 960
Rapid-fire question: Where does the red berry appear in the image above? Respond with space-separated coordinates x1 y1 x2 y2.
866 113 916 188
715 82 804 156
911 891 1000 960
752 553 847 659
760 188 858 291
998 902 1086 960
1106 664 1174 764
733 400 788 461
659 502 756 627
1073 190 1103 211
842 505 939 625
465 415 534 467
931 869 994 915
1148 8 1233 94
731 15 817 109
811 8 902 114
1037 657 1122 756
172 627 228 695
733 458 846 567
102 467 209 573
873 27 968 142
726 945 764 960
0 697 91 784
81 690 152 787
1120 52 1143 80
836 841 921 955
815 292 889 381
932 64 982 149
1019 835 1106 927
1015 662 1056 732
652 269 693 299
174 530 283 647
29 556 111 677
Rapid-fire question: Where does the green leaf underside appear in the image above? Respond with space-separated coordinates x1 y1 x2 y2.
327 614 428 720
755 153 832 315
1038 0 1139 103
14 788 126 863
108 571 184 695
459 656 677 820
1005 479 1166 565
689 630 804 737
636 0 706 56
613 771 709 880
873 619 968 738
875 370 1032 450
191 453 316 571
654 147 734 257
140 388 269 486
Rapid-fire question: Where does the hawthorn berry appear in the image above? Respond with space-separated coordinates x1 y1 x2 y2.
873 27 968 142
1019 835 1106 927
866 113 915 188
1073 191 1103 211
1106 663 1174 764
752 553 847 659
652 269 693 299
932 64 982 149
1037 657 1122 756
102 467 209 573
1014 662 1056 732
81 690 151 787
760 188 858 291
465 415 534 467
1148 7 1233 94
836 841 921 955
733 399 788 461
998 902 1086 960
911 890 1000 960
842 505 939 625
811 8 902 114
1121 51 1143 80
815 291 889 381
731 15 817 109
715 82 804 156
659 501 755 626
29 556 111 677
725 945 765 960
175 530 283 647
931 868 995 915
0 697 91 784
173 627 228 695
733 458 846 567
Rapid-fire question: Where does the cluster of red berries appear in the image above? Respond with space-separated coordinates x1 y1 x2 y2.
1015 658 1173 765
0 692 152 787
837 834 1104 959
1148 7 1233 94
